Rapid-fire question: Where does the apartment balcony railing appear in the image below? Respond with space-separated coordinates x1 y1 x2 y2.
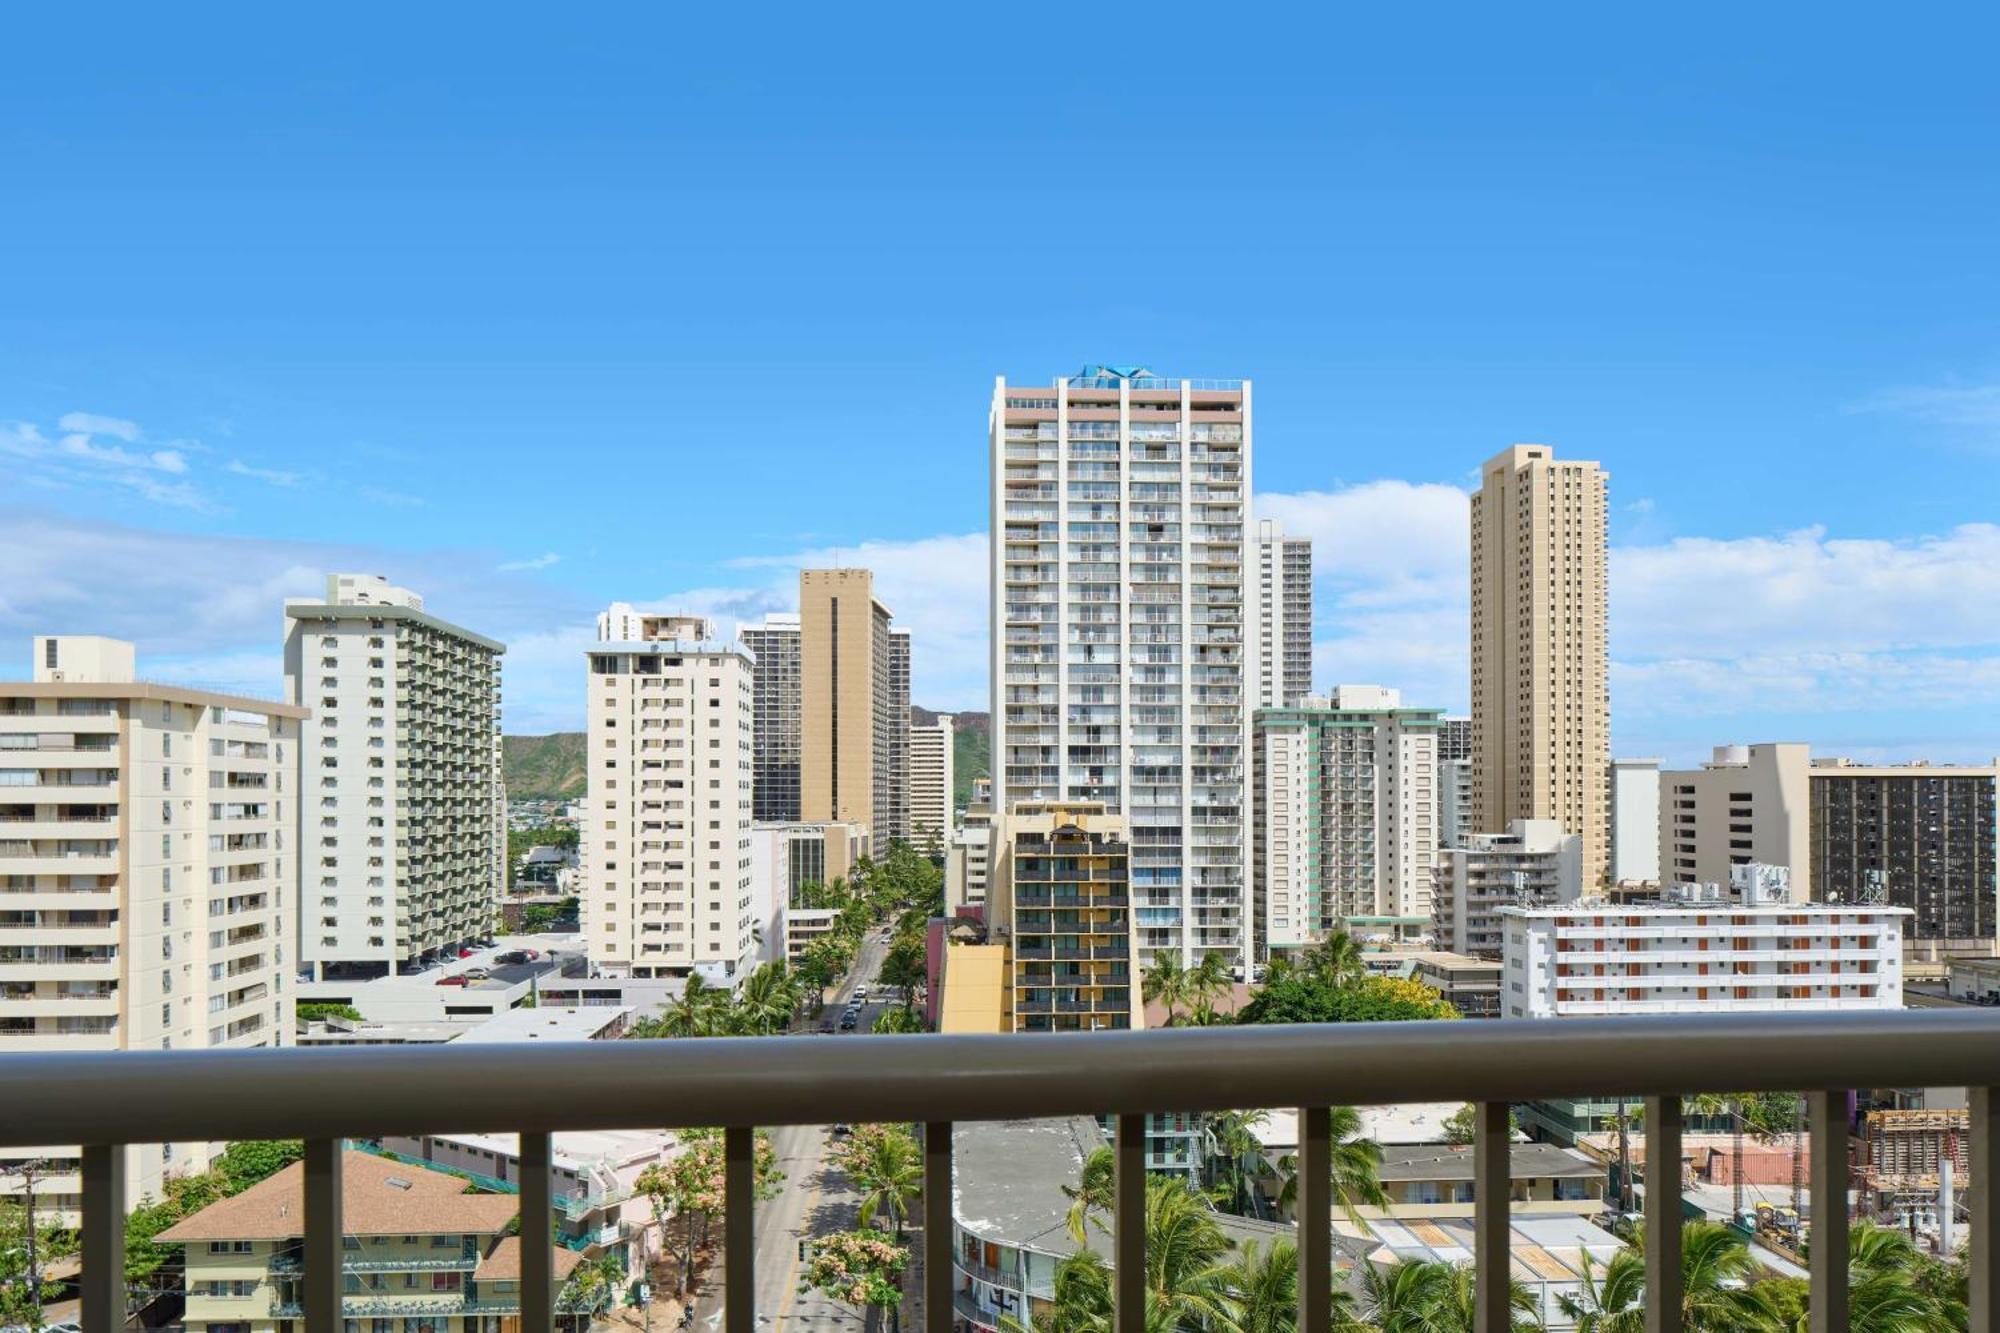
11 1012 2000 1333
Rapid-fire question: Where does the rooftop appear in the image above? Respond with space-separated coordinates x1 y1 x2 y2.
453 1006 632 1043
1344 1211 1625 1286
1376 1144 1604 1183
157 1150 517 1242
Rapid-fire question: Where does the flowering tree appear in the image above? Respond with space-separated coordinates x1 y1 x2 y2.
646 1128 783 1296
800 1230 910 1333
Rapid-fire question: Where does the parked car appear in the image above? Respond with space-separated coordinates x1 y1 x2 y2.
434 974 469 987
521 948 541 960
463 967 491 981
495 950 528 965
457 947 477 958
852 988 868 1003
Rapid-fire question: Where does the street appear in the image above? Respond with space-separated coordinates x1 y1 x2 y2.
686 930 924 1333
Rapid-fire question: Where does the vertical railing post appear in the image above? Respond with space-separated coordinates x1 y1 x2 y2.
1807 1091 1849 1333
1474 1101 1511 1333
1643 1097 1683 1333
520 1131 554 1333
1296 1106 1330 1333
1115 1114 1146 1333
80 1144 126 1333
725 1126 754 1333
1971 1087 1996 1332
925 1122 952 1333
304 1139 344 1333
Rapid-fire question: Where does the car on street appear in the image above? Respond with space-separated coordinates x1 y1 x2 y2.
434 974 469 987
838 1013 858 1031
818 1019 837 1033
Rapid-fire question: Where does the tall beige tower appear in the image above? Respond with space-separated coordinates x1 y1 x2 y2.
1469 444 1610 887
800 569 901 853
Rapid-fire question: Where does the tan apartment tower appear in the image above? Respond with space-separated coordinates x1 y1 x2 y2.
799 569 905 853
1 636 305 1217
1469 445 1610 887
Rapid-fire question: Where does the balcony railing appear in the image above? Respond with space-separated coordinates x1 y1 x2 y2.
10 1012 2000 1333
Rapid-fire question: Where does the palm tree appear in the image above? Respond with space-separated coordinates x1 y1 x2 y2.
1273 1104 1388 1227
1192 951 1235 1007
1361 1259 1537 1332
1299 931 1367 987
1741 1222 1963 1332
1202 1109 1270 1216
852 1129 923 1239
1560 1222 1769 1332
1134 1177 1239 1333
1143 954 1194 1027
1223 1238 1364 1333
1062 1146 1116 1244
733 962 798 1035
1000 1250 1113 1333
655 971 726 1037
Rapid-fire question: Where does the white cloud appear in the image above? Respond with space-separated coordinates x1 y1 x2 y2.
497 552 561 573
225 459 304 487
359 487 426 508
1850 382 2000 428
56 411 141 443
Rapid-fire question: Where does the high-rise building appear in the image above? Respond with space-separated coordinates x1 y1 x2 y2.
285 575 503 981
989 801 1136 1032
1437 717 1473 763
886 627 912 845
1469 445 1610 887
800 569 905 854
1433 818 1582 957
1438 757 1474 849
1252 686 1442 957
1661 743 1999 952
1253 519 1312 709
1609 757 1662 886
583 613 755 979
739 613 803 823
909 713 955 847
1 635 304 1217
990 366 1254 970
946 805 992 914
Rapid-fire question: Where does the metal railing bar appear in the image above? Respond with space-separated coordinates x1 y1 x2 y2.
80 1144 124 1333
925 1122 952 1333
521 1131 553 1333
1296 1106 1330 1333
1972 1087 1995 1333
1643 1096 1682 1333
1807 1091 1849 1333
1474 1102 1510 1333
726 1125 753 1333
305 1139 343 1333
2 1014 1996 1146
1115 1113 1145 1333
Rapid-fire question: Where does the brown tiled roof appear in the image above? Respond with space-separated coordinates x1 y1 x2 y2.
474 1237 585 1282
159 1150 519 1243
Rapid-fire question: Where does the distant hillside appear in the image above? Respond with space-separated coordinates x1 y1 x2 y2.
503 733 587 801
913 707 990 811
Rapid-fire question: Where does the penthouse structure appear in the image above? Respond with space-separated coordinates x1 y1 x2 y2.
991 365 1253 970
285 575 503 980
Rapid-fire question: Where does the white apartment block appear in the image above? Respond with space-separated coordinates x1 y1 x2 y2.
909 713 955 847
1502 890 1909 1018
1433 818 1582 958
946 805 992 914
285 575 504 980
1609 757 1661 886
1 635 304 1217
1252 686 1441 957
751 820 866 961
1438 757 1473 850
991 365 1254 970
1253 519 1312 709
738 612 802 823
584 615 756 980
1662 743 1999 949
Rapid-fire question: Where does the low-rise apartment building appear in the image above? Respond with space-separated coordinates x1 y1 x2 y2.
1432 819 1581 957
161 1150 583 1333
1500 887 1908 1019
1 635 304 1216
990 802 1135 1032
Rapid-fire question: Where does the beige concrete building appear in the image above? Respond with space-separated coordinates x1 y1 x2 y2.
909 713 955 848
1469 445 1610 888
1 635 304 1217
285 575 504 980
1252 686 1443 957
991 366 1255 970
799 569 907 852
1662 743 1999 955
1253 519 1313 709
583 614 756 979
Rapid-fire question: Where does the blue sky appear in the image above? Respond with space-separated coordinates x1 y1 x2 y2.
2 6 1996 764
